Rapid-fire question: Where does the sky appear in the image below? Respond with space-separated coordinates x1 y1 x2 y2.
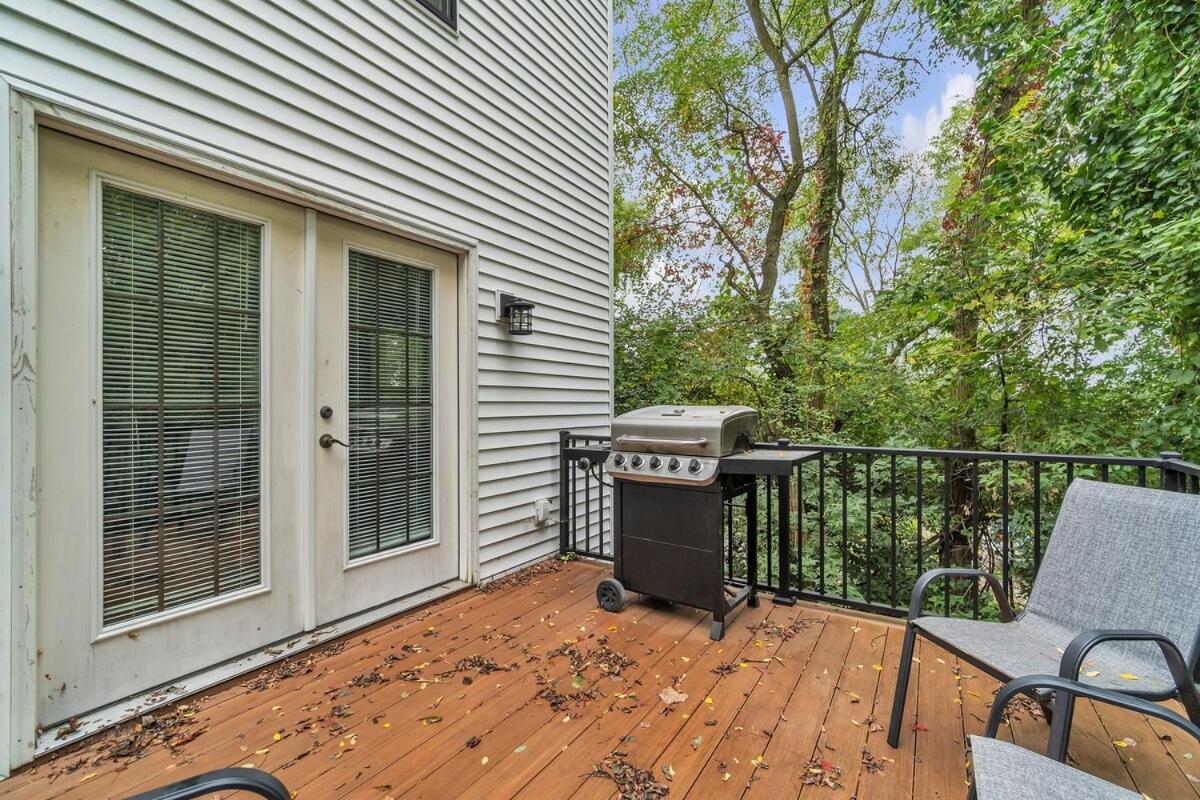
899 67 977 153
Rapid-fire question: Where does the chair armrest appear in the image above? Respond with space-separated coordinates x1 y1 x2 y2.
124 768 290 800
907 568 1014 622
1059 629 1194 694
983 674 1200 758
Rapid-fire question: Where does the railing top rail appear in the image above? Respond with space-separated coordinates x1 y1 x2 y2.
1165 458 1200 478
750 442 1164 467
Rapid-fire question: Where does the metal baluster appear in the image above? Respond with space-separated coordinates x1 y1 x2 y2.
584 458 592 556
797 465 805 594
818 453 826 597
1033 461 1042 573
942 457 951 617
841 452 849 599
971 458 980 619
890 454 898 609
559 431 570 554
1002 460 1011 603
766 479 774 589
865 455 873 605
916 456 924 595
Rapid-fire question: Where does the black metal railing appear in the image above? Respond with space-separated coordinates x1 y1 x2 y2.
558 432 1200 620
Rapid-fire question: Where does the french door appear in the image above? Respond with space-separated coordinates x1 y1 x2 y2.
311 214 459 624
35 130 459 731
36 129 308 728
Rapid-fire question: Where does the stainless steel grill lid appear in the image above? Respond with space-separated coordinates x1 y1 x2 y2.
611 405 758 457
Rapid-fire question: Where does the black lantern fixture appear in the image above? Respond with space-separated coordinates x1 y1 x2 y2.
498 292 535 335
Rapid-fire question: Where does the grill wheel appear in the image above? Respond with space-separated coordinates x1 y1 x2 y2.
596 578 627 613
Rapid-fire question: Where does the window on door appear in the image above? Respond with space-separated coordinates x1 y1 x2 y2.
100 184 263 627
347 250 435 561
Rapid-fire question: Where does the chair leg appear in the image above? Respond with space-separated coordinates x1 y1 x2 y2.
1045 690 1076 763
1179 682 1200 727
887 622 919 748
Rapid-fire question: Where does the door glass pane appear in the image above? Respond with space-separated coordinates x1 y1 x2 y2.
101 185 262 626
348 250 435 560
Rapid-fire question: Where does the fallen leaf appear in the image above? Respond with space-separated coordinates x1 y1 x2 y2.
481 756 489 765
691 735 703 750
659 687 688 705
1120 673 1141 681
912 722 929 733
662 763 676 781
419 715 443 725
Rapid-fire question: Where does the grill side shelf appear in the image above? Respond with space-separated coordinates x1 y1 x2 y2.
719 448 821 476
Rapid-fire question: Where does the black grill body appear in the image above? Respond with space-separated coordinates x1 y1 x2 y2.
610 473 757 639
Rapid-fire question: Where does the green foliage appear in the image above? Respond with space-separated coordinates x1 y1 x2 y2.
612 0 1198 613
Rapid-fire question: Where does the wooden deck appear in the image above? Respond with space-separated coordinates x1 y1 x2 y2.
3 560 1197 800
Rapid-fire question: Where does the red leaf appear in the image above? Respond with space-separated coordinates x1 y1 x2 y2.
911 722 929 732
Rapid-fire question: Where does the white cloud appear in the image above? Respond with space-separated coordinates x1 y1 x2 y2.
901 72 975 153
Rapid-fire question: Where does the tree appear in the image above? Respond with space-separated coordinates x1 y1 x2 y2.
615 0 922 429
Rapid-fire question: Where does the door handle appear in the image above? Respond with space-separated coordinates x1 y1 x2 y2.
319 434 349 449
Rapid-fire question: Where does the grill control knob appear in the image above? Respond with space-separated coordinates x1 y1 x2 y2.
612 454 625 467
648 456 662 470
630 455 643 469
667 457 680 472
687 458 702 474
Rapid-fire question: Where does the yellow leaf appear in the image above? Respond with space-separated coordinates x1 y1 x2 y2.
705 696 714 705
79 773 98 783
481 756 489 765
1085 670 1101 678
1120 673 1140 681
273 732 282 741
255 748 269 755
722 772 732 782
872 664 884 671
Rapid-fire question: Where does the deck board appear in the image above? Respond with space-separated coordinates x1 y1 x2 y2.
4 560 1196 800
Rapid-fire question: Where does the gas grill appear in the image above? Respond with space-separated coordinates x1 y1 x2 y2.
595 405 821 639
596 406 760 639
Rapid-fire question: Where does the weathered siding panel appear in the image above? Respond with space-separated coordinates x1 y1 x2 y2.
0 0 612 578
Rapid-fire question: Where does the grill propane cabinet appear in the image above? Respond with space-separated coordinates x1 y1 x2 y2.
598 406 761 640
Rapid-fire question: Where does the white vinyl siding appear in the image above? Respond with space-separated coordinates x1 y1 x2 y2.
1 0 612 579
100 184 262 626
347 249 434 560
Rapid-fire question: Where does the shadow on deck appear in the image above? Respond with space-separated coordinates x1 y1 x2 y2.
2 560 1196 800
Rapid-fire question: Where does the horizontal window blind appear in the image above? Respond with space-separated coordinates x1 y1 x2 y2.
348 250 434 560
101 185 262 627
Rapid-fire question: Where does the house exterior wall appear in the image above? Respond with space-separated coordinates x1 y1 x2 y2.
0 0 614 579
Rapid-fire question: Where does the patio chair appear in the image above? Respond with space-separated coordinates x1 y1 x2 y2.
887 477 1200 755
125 768 290 800
967 674 1200 799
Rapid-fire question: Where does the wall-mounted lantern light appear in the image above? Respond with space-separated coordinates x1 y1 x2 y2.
497 291 535 336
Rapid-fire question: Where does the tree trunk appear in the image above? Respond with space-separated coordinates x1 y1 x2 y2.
941 0 1047 567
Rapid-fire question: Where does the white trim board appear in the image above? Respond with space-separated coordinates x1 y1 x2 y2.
3 79 40 777
35 578 470 758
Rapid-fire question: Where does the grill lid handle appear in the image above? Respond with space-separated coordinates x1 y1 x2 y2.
615 434 709 448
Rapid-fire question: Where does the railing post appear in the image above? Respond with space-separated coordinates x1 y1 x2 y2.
1161 451 1186 492
773 439 796 606
559 430 571 554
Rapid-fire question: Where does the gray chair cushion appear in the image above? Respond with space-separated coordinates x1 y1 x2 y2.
914 614 1178 694
969 736 1142 800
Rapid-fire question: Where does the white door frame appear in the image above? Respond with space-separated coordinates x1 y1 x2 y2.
0 77 482 775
